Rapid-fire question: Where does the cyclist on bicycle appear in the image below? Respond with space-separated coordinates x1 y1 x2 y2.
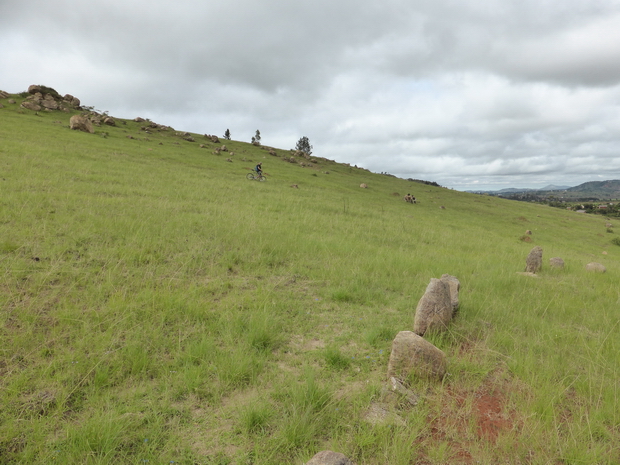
255 163 263 176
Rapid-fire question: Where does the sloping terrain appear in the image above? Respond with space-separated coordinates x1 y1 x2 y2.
1 92 619 464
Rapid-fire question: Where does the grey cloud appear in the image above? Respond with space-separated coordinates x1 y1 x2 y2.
3 0 620 191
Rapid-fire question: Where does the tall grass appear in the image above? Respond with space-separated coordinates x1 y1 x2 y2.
1 95 619 463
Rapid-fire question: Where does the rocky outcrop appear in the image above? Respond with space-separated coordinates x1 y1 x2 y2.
20 85 81 112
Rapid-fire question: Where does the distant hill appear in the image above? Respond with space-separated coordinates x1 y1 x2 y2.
565 180 620 196
470 180 620 199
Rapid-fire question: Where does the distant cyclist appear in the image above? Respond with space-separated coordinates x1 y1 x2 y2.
255 163 263 176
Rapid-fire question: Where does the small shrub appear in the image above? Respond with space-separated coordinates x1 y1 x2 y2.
519 235 532 242
611 237 620 246
240 404 272 435
606 228 613 233
323 347 350 370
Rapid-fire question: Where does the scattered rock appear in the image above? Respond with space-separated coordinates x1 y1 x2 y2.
305 450 355 465
360 183 368 188
0 90 9 99
363 402 406 426
8 99 16 104
69 115 94 134
290 184 299 188
134 117 145 122
439 205 446 209
413 278 453 336
210 135 220 143
585 262 606 273
525 230 532 235
606 222 613 228
440 274 460 313
221 145 228 152
103 117 116 126
549 257 565 269
381 376 419 407
387 331 447 381
525 246 543 273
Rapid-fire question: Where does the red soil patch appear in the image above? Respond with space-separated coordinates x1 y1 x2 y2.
474 388 512 442
416 375 518 463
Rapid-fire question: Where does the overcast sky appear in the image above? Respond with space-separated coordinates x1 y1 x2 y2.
2 0 620 190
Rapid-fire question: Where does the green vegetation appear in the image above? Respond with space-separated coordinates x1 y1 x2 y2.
1 93 619 464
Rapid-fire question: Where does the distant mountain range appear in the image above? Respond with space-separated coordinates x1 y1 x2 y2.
468 180 620 199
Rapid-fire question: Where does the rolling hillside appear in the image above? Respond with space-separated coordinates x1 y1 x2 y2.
1 90 619 464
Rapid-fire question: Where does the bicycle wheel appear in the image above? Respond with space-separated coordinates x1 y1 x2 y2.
246 173 256 180
258 175 266 182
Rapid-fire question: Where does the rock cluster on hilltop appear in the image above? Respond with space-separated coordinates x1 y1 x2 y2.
20 84 81 112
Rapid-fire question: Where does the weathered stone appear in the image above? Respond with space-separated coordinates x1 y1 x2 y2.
585 262 606 273
8 99 16 104
103 117 116 126
220 145 228 152
28 84 42 94
549 257 565 269
210 135 220 143
363 402 406 426
134 117 145 122
381 376 419 407
413 278 453 336
360 183 368 188
525 230 532 235
20 101 42 111
305 450 355 465
387 331 446 381
69 115 94 134
440 274 460 313
0 90 10 99
63 94 81 107
525 246 543 273
40 99 58 110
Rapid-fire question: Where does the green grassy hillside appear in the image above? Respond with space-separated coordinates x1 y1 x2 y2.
1 93 618 464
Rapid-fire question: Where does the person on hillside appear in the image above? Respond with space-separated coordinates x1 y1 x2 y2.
255 163 263 176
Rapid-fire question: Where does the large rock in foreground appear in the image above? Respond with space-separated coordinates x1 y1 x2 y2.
440 274 460 312
413 278 452 336
387 331 446 382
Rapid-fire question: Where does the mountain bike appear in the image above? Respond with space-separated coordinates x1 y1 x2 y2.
246 172 266 181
